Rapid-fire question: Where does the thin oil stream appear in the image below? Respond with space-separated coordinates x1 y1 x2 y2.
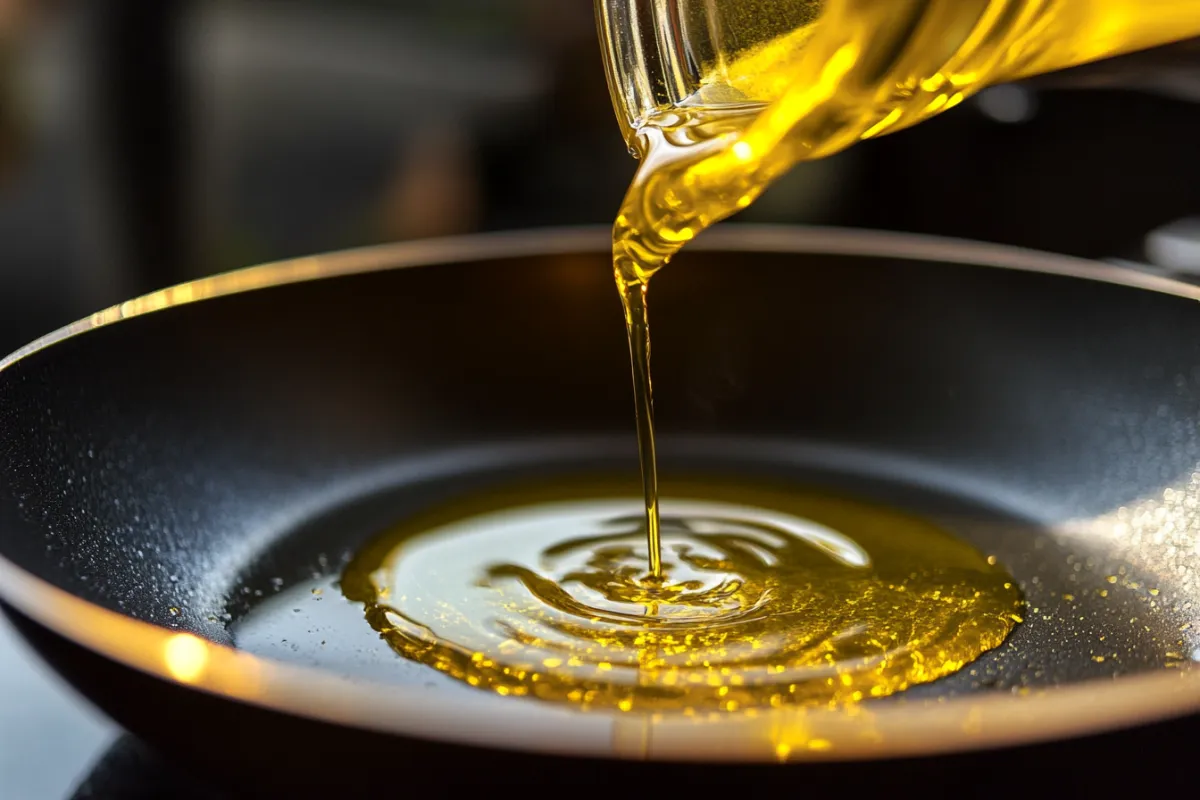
621 282 662 578
612 0 1200 575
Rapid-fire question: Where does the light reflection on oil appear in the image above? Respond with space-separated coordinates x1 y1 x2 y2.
343 476 1023 714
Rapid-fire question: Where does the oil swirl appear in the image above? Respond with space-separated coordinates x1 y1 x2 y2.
343 477 1023 713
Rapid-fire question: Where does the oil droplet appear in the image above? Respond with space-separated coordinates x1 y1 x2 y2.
343 476 1022 713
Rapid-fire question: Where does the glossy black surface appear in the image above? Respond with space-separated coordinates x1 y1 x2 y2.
2 233 1200 791
4 241 1200 612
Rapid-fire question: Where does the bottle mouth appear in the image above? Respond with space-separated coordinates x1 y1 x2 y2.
594 0 736 151
594 0 670 151
592 0 823 153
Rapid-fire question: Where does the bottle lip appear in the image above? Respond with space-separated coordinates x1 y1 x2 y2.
594 0 706 155
594 0 648 153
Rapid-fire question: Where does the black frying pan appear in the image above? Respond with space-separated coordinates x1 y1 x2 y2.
2 227 1200 795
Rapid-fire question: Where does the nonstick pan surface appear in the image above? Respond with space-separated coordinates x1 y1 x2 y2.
2 227 1200 793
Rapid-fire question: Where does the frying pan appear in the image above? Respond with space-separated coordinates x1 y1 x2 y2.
2 226 1200 794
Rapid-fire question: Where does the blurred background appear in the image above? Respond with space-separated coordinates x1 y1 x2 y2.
0 1 1199 795
2 0 1200 353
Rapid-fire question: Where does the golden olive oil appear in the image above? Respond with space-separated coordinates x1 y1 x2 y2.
332 2 1200 713
607 1 1200 570
343 476 1023 713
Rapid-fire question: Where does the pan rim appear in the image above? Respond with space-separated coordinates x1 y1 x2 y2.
2 224 1199 763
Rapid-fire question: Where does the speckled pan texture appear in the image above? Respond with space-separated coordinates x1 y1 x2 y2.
1 228 1198 779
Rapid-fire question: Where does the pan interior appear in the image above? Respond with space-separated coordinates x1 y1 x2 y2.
1 232 1199 731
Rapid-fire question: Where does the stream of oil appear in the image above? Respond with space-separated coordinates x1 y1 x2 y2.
343 476 1022 713
609 0 1200 575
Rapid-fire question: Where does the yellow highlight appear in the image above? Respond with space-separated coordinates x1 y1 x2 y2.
163 633 209 684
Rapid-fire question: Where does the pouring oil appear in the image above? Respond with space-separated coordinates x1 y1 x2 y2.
333 1 1200 713
343 476 1023 713
608 1 1200 567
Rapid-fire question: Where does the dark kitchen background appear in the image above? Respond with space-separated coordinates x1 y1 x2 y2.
1 2 1199 797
